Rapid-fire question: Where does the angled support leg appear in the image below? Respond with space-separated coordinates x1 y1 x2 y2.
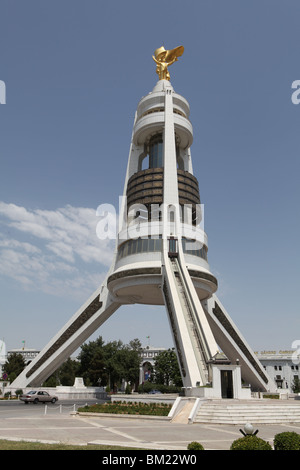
202 294 276 392
10 283 121 388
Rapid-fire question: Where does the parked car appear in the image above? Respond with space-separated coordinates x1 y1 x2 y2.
148 389 161 394
20 390 58 404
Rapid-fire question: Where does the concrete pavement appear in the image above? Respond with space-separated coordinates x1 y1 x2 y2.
1 405 300 450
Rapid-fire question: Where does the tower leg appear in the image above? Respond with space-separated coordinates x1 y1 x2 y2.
162 251 219 389
9 282 121 389
202 295 276 392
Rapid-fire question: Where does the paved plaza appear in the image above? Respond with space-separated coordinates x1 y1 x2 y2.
0 403 300 450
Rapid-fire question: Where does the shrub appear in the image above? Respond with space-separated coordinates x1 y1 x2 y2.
263 394 279 399
137 382 181 394
274 432 300 450
230 435 272 450
187 441 204 450
77 401 172 416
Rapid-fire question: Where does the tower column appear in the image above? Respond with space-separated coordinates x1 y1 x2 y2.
159 80 219 388
163 82 180 209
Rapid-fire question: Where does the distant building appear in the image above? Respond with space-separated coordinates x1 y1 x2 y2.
140 346 166 383
0 340 6 377
140 346 300 391
4 341 300 392
256 350 300 390
8 348 40 366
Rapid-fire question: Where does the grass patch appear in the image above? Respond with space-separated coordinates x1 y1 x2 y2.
78 401 172 416
0 439 143 450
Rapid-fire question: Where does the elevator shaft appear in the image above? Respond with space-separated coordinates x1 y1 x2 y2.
171 257 210 376
162 251 217 388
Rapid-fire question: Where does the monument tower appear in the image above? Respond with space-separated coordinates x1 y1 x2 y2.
11 46 275 394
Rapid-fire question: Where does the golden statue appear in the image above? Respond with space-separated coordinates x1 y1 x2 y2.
152 45 184 81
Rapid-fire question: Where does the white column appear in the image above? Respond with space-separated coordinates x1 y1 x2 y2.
162 82 181 241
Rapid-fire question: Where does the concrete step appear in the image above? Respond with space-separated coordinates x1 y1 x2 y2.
194 400 300 424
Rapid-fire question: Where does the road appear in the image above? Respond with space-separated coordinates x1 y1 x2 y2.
1 399 300 451
0 398 102 418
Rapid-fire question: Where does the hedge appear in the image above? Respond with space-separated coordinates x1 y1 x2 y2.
78 401 172 416
274 432 300 450
230 435 272 450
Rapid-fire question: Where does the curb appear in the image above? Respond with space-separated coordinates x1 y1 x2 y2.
74 411 171 421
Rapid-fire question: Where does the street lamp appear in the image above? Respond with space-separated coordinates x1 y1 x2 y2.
239 423 259 436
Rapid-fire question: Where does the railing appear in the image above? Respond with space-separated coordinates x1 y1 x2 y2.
44 403 78 415
171 257 209 364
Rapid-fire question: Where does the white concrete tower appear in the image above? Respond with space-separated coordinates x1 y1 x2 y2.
10 46 275 394
109 77 219 388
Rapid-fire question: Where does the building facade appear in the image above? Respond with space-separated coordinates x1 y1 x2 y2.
140 347 300 391
0 340 6 378
140 346 166 383
257 351 300 391
3 341 300 392
8 348 40 367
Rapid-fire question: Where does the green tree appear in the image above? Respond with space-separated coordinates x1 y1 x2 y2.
129 339 142 352
153 349 182 387
58 358 79 386
4 353 25 382
42 375 58 387
102 339 141 391
102 339 124 389
42 337 142 390
77 336 106 386
77 337 142 390
113 344 141 388
42 358 80 387
292 376 300 393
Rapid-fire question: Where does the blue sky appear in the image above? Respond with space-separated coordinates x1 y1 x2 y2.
0 0 299 355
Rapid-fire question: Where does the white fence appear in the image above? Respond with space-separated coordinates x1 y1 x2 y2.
44 403 78 415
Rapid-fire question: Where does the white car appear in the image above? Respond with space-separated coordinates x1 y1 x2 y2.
20 390 58 404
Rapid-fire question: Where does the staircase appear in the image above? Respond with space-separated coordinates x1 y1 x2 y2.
194 399 300 424
170 258 208 375
162 256 212 386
